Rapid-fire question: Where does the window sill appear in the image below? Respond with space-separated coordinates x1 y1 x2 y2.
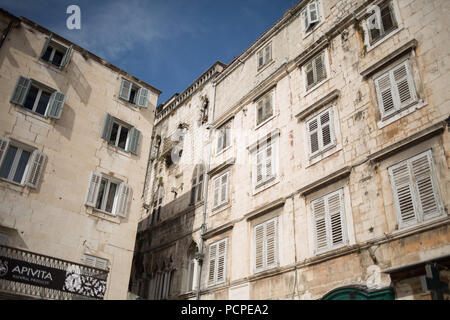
88 207 121 224
314 243 348 257
377 100 427 129
0 178 29 193
37 58 65 72
211 201 231 215
365 26 403 53
306 143 342 168
393 213 448 236
252 177 279 196
254 264 278 275
216 145 232 157
14 105 53 124
255 114 276 131
303 77 330 98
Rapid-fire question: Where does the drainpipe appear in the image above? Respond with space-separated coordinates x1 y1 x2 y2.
195 81 216 300
142 130 155 199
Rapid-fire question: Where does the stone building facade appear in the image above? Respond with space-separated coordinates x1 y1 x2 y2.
0 10 160 299
131 0 450 300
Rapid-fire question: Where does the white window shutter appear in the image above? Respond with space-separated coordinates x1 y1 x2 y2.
389 162 417 226
25 150 46 189
254 224 265 272
410 152 440 220
217 130 224 152
303 8 310 30
45 91 66 119
119 79 132 101
315 52 326 83
308 1 320 25
328 190 345 247
213 177 220 208
258 50 264 68
264 44 271 64
208 243 217 285
375 71 396 118
320 109 333 148
265 145 273 179
220 173 228 204
60 45 73 68
85 171 102 207
10 76 31 106
307 118 320 155
115 182 131 217
312 197 328 252
265 218 278 268
216 239 227 283
136 87 149 108
393 61 417 109
305 60 315 88
0 136 10 169
255 150 264 185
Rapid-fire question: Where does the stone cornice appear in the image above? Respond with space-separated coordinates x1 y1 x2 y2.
244 197 286 221
296 89 340 121
297 166 352 196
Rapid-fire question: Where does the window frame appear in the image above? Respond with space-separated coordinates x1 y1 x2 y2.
216 121 232 154
190 164 205 205
23 83 53 116
207 238 228 286
255 90 275 128
306 107 336 158
302 50 329 93
251 134 279 191
257 42 272 70
40 36 72 69
253 216 278 274
212 171 230 210
95 175 122 215
367 0 399 46
0 140 34 186
302 0 321 35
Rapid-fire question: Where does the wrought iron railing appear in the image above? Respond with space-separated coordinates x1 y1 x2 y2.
0 245 109 300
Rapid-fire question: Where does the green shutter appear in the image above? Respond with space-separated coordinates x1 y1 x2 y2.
0 136 10 169
10 76 31 106
40 34 52 59
45 91 66 119
101 114 114 140
60 45 73 68
136 87 149 108
127 127 141 155
119 79 132 101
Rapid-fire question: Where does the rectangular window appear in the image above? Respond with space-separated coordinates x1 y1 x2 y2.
85 171 131 217
303 0 320 32
256 91 274 126
0 137 46 189
257 43 272 69
311 189 346 254
10 76 66 119
304 51 327 91
217 121 231 153
253 138 277 189
213 172 229 209
101 114 141 155
208 238 227 286
306 108 335 157
119 78 149 108
254 217 278 273
388 150 443 228
374 60 417 119
368 0 398 45
40 36 72 69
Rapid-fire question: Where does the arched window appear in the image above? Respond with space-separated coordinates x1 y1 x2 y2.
190 164 204 205
186 242 198 292
152 185 164 224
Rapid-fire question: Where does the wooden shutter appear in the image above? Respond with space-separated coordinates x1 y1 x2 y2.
255 149 264 186
265 145 273 179
393 61 417 109
101 114 114 140
264 44 271 64
307 118 320 155
217 129 224 152
312 197 328 252
305 60 315 88
115 182 131 217
0 136 10 169
10 76 31 106
308 1 320 25
258 50 264 68
25 150 46 189
136 87 149 108
39 35 52 59
328 190 345 247
208 242 217 284
320 109 334 148
119 79 132 101
213 177 220 207
220 173 228 204
85 171 102 207
410 151 440 220
127 127 141 155
216 239 227 283
389 161 417 226
45 91 66 119
265 218 278 268
254 223 265 272
375 71 396 118
315 52 326 83
60 45 73 68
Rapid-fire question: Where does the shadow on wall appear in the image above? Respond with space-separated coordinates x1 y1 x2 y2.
129 188 199 299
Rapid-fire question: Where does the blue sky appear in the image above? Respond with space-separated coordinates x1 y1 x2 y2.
0 0 299 103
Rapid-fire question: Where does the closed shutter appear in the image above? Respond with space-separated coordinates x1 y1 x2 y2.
254 223 265 272
208 243 217 285
85 172 102 207
312 197 328 252
264 44 271 64
217 130 224 152
213 177 220 207
136 87 149 108
127 127 141 155
305 60 315 88
410 152 440 220
0 137 10 169
307 118 320 155
258 50 264 68
10 76 31 106
265 218 278 268
25 150 46 189
315 53 326 83
115 182 131 217
328 190 344 247
60 45 73 68
257 100 264 124
389 162 417 226
119 79 132 101
320 109 334 148
220 173 228 205
393 61 417 109
45 91 66 119
216 239 227 283
255 149 264 186
265 145 273 179
101 114 114 140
